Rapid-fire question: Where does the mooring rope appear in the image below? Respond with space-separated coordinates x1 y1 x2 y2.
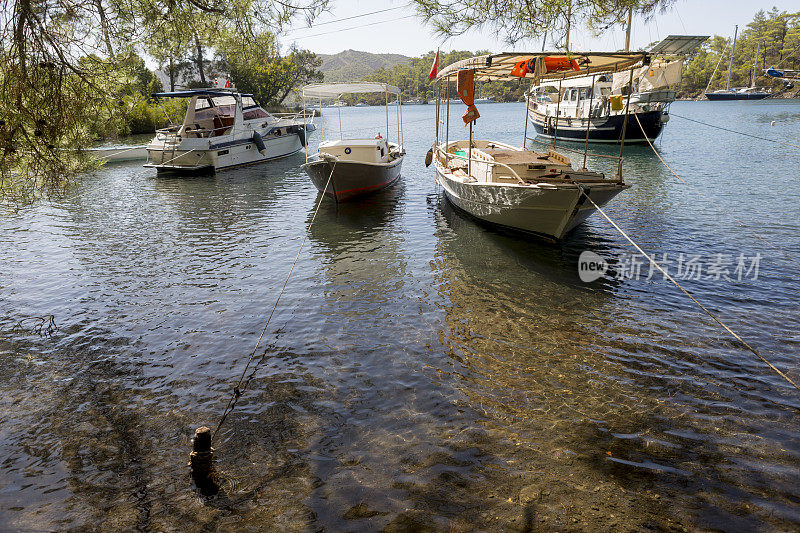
669 113 800 149
212 160 338 440
578 187 800 393
634 114 800 268
96 145 146 160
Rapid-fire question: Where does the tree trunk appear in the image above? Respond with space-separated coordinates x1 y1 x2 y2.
194 34 207 85
169 56 175 91
94 0 114 56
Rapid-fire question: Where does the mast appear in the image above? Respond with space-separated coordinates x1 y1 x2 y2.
624 7 633 51
751 40 760 88
726 25 738 91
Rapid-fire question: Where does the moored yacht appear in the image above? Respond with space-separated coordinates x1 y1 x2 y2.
144 88 313 173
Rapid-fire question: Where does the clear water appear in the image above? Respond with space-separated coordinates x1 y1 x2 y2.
1 100 799 531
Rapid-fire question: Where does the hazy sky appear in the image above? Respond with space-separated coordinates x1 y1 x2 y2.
282 0 797 56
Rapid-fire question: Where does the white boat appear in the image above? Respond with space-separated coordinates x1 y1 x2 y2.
301 82 405 202
428 51 651 241
144 88 314 173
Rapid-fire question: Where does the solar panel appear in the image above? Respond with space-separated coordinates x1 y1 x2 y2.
650 35 709 55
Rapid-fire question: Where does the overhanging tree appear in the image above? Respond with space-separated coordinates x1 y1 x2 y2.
0 0 328 201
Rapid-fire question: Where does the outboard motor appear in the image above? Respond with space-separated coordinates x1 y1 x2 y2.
252 131 266 155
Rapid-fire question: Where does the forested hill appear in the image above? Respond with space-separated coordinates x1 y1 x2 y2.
319 50 411 82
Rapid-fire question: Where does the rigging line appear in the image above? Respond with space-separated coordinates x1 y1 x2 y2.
286 14 418 40
213 159 338 441
669 113 800 149
633 114 800 269
577 188 800 394
283 4 408 33
773 41 800 70
704 42 729 94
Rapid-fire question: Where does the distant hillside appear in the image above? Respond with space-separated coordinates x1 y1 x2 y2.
318 49 411 82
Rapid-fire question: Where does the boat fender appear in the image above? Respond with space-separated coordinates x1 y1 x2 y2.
252 131 266 155
425 147 433 167
296 127 307 147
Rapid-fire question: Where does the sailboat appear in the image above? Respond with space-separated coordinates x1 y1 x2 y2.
705 26 771 100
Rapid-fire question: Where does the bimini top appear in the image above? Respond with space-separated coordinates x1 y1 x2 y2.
303 82 400 98
152 88 251 98
435 52 649 82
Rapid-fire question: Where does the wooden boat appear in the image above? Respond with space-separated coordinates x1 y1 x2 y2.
429 52 648 241
301 82 405 202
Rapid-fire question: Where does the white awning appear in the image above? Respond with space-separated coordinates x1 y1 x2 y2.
303 82 400 98
435 52 648 82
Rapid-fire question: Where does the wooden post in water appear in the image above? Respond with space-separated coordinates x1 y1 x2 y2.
189 426 219 495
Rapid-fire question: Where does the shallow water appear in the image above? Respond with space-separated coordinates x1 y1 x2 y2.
1 100 799 531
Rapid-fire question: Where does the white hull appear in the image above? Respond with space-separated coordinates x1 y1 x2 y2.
434 140 628 241
146 134 302 172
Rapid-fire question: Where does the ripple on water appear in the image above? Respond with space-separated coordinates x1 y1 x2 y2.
1 101 799 530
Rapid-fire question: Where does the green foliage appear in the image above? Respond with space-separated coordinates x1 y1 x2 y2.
678 8 800 97
218 33 323 107
411 0 676 47
1 0 329 198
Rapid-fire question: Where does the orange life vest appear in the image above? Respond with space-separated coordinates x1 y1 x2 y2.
457 69 475 106
462 104 480 125
543 56 581 73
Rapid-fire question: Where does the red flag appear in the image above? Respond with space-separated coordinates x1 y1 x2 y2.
428 50 440 81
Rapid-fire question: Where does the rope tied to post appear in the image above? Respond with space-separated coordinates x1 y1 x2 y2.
189 160 338 491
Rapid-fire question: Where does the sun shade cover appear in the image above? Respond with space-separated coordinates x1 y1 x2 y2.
435 52 649 83
649 35 709 55
303 82 401 98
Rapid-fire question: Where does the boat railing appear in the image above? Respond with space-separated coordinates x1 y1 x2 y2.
272 110 316 122
435 145 527 185
526 137 623 162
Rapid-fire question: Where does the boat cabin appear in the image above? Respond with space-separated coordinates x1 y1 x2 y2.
318 137 392 164
152 89 276 139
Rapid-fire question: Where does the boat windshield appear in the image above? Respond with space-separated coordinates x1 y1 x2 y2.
193 95 236 121
241 95 270 120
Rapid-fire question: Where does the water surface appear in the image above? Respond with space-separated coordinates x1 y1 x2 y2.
1 100 799 531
